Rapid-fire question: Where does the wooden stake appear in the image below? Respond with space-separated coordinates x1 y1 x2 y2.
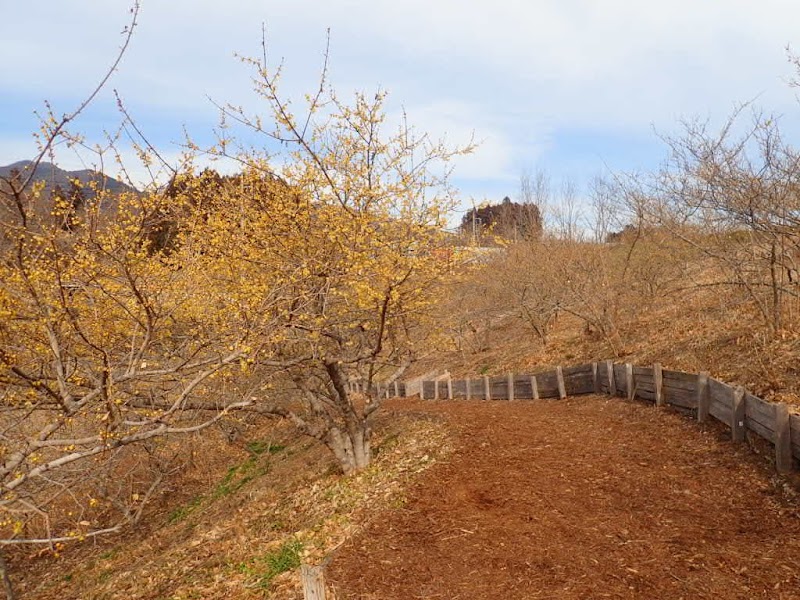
556 366 567 399
484 375 491 400
625 363 634 401
592 362 600 394
775 403 793 474
465 378 471 401
531 375 539 400
732 386 746 443
654 363 664 407
507 372 515 401
301 564 327 600
447 376 453 401
606 360 616 396
696 372 710 423
394 381 399 397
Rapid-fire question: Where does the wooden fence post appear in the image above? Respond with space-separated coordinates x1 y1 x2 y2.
654 363 664 407
507 372 515 401
696 372 710 423
592 362 600 394
606 360 616 396
775 403 793 474
556 366 567 399
301 564 327 600
732 386 746 443
394 381 399 397
625 363 634 401
465 378 471 401
483 375 491 400
531 375 539 400
447 376 453 401
434 378 440 401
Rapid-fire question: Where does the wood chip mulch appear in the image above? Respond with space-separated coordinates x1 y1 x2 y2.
328 396 800 599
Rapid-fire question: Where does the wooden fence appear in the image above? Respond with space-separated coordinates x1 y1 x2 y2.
383 361 799 475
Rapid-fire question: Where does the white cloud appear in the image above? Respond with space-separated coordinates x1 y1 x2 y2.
4 0 800 192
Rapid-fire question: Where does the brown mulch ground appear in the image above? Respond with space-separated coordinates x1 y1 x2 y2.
328 396 800 599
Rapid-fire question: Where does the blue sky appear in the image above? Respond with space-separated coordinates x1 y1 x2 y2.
3 0 800 219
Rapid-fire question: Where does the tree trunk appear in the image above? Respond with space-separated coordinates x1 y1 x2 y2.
0 552 15 600
326 423 371 475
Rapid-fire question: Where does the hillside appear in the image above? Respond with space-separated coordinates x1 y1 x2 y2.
421 236 800 410
0 160 136 198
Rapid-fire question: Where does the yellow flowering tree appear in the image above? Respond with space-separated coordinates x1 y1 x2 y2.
178 39 472 474
0 170 274 550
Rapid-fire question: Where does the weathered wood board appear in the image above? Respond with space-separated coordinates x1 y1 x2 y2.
791 414 800 460
744 393 776 443
422 381 436 399
535 371 561 398
613 364 627 396
490 376 509 400
708 378 734 426
512 375 535 399
451 380 468 399
662 370 698 391
468 378 485 399
663 386 698 410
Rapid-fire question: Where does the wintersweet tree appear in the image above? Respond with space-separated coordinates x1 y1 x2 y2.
175 36 473 474
0 175 274 554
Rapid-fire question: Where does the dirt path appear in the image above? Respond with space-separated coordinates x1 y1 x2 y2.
328 396 800 599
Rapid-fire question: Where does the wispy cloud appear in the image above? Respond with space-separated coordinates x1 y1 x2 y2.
3 1 800 205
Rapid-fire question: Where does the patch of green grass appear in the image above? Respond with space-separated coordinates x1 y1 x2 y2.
168 495 204 524
237 539 303 591
245 440 285 456
211 454 269 499
168 444 278 524
97 569 113 584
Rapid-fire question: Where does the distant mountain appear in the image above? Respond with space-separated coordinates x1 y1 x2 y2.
0 160 137 198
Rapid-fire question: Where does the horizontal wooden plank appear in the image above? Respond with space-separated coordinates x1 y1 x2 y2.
746 416 775 444
708 379 734 407
662 370 699 385
664 381 697 396
512 379 535 400
422 381 436 398
634 374 655 386
538 385 561 399
710 401 733 427
490 380 509 399
451 380 467 395
743 393 775 443
563 364 593 377
633 365 654 377
565 374 594 395
791 414 800 460
665 388 698 410
662 377 698 393
536 371 558 387
744 393 776 425
636 388 656 402
634 381 656 393
468 379 485 398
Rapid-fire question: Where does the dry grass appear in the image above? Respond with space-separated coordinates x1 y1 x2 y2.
417 279 800 408
13 412 453 600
